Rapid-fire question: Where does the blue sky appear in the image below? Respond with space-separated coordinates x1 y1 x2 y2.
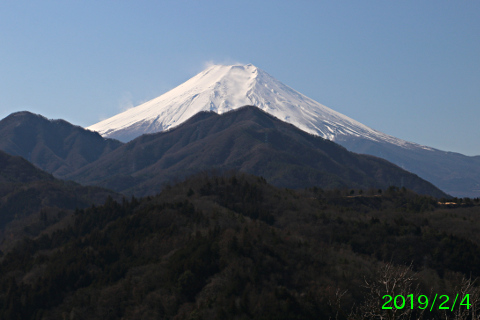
1 1 479 155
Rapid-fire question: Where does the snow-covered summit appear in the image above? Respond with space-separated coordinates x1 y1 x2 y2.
87 64 422 149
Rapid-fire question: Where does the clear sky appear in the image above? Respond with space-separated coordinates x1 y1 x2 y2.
1 1 479 155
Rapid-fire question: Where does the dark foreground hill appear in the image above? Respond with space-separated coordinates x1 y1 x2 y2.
0 150 120 253
0 111 122 177
0 172 478 319
67 106 447 198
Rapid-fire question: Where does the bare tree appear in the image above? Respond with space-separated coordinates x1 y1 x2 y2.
327 287 348 320
447 276 480 320
349 263 423 320
329 264 480 320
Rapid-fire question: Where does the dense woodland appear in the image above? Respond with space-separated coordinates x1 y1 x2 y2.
0 172 479 319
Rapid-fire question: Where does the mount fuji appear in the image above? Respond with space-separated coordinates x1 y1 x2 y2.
87 64 480 197
87 64 416 148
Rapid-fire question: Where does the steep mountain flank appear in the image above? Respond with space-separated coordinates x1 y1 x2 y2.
0 111 122 177
73 107 446 198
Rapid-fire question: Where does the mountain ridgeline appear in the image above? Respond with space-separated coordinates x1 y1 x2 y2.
0 107 446 198
0 111 122 178
65 106 446 198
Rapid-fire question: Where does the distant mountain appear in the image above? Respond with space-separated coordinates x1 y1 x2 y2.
71 106 446 198
337 137 480 198
0 150 120 253
86 64 479 197
0 111 123 178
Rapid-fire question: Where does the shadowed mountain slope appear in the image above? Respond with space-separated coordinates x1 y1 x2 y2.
337 136 480 198
69 106 447 198
0 149 54 184
0 150 120 252
0 111 123 177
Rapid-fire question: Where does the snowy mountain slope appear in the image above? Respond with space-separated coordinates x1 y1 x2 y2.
87 64 428 151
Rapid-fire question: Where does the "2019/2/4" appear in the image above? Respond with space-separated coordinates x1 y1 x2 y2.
382 294 471 311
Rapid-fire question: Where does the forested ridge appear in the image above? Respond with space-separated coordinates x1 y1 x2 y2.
1 172 479 319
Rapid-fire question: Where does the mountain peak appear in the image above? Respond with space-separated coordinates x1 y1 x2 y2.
8 111 48 120
203 63 257 71
86 64 413 148
87 63 267 141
